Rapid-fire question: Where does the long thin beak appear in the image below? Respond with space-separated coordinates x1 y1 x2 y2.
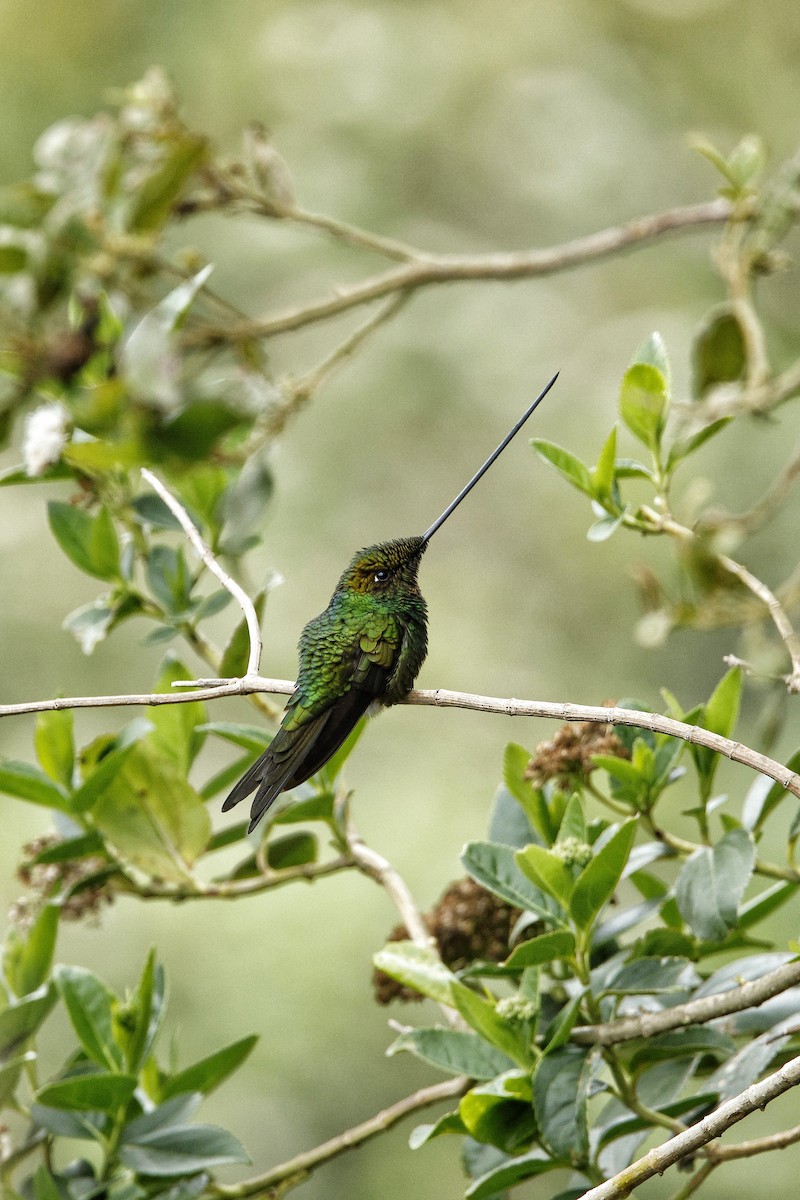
420 371 559 545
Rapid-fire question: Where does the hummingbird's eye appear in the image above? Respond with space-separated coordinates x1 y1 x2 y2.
374 569 390 583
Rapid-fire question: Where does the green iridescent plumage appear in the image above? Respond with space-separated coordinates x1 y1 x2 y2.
222 536 428 831
222 373 558 833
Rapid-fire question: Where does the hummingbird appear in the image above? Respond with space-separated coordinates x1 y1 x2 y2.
222 373 558 832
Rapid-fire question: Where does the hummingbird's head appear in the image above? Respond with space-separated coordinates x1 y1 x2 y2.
338 535 427 598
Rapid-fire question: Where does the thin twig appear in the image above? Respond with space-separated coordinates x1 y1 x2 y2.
577 1053 800 1200
572 959 800 1046
284 203 426 263
262 292 413 438
346 818 432 948
718 551 800 691
188 199 734 345
140 469 263 676
666 1161 716 1200
639 506 800 692
3 683 800 805
116 854 355 901
720 441 800 537
289 292 412 401
213 1075 467 1199
710 1121 800 1161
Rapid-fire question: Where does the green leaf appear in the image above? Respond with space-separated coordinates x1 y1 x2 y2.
91 742 210 883
459 1073 536 1154
71 740 141 814
0 1051 35 1106
738 880 798 930
708 1029 787 1102
128 134 207 232
489 783 536 849
3 904 59 998
162 1034 258 1099
55 966 123 1071
542 992 584 1052
220 453 273 553
675 828 755 942
630 1025 735 1069
119 1123 249 1176
465 1149 563 1199
502 743 552 842
619 363 667 451
570 820 638 930
600 956 696 997
388 1028 515 1081
0 759 71 811
160 400 246 460
587 510 626 542
197 722 270 753
37 1072 137 1113
124 949 165 1074
704 666 742 739
0 244 27 272
372 942 456 1006
634 331 671 386
0 985 57 1058
505 930 575 970
34 709 74 789
409 1111 467 1147
666 418 733 471
47 502 120 581
267 831 317 869
515 845 574 909
32 1165 62 1200
461 842 553 920
130 493 184 531
30 1101 107 1140
531 440 593 497
451 984 530 1066
744 748 800 832
146 546 191 614
533 1045 592 1159
148 658 206 774
62 598 117 654
591 426 617 505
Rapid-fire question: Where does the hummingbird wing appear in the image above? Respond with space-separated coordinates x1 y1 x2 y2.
222 608 402 832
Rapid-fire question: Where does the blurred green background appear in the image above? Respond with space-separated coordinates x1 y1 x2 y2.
2 0 800 1195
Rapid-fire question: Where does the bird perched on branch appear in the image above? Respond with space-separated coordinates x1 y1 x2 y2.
223 372 559 833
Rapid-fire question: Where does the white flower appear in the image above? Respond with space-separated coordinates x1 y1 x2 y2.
22 402 71 476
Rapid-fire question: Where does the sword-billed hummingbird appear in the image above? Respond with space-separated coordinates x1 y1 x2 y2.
223 372 558 832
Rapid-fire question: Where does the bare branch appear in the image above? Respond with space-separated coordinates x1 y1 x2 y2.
189 199 734 345
3 682 800 807
214 1075 467 1199
346 819 432 949
140 469 263 676
639 506 800 693
577 1053 800 1200
717 551 800 692
263 292 413 437
710 1121 800 1161
116 854 355 902
284 203 426 263
572 958 800 1046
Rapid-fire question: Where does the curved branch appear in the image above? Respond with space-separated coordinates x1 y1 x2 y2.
140 469 262 676
578 1053 800 1200
3 681 800 804
214 1075 467 1199
572 958 800 1046
189 199 734 345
